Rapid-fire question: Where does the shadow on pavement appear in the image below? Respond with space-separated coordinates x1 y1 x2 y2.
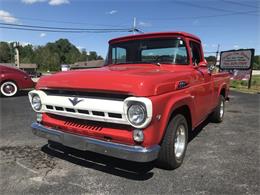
41 117 210 180
41 143 155 181
17 90 30 97
188 117 210 142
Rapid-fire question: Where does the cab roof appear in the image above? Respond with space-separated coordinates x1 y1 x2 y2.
109 31 201 44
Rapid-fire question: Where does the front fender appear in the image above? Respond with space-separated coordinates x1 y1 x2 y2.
147 89 195 145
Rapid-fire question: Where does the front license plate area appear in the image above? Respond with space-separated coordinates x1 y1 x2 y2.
62 133 86 150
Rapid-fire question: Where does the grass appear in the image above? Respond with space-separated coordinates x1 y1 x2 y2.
230 75 260 94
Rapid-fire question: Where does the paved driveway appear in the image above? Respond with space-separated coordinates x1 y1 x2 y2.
0 91 259 194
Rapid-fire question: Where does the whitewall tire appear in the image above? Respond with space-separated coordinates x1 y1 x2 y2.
0 81 18 97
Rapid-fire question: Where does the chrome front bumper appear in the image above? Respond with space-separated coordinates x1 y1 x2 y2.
31 122 160 162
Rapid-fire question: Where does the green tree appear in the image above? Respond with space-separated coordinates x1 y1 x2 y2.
19 44 34 63
253 55 260 70
88 51 98 60
0 42 11 63
205 56 217 65
0 40 103 71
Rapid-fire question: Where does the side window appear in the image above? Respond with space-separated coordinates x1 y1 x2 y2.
112 47 126 64
190 41 202 65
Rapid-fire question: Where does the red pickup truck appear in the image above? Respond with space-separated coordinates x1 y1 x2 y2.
29 32 230 170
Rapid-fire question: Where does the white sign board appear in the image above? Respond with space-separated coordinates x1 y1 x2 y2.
220 49 254 70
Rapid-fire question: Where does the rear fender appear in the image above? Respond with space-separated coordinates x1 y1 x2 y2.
218 83 227 99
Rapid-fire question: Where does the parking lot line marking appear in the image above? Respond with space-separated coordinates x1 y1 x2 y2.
15 160 38 174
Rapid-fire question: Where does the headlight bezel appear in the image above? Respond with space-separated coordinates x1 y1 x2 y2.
124 97 153 129
31 94 42 112
127 102 147 126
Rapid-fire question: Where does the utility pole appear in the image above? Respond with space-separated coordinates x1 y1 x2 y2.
215 44 220 67
14 42 20 68
133 17 137 35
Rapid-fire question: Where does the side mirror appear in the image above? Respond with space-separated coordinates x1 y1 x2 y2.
198 61 207 67
208 64 215 74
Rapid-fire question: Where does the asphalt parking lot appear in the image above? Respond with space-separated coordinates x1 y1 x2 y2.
0 91 259 194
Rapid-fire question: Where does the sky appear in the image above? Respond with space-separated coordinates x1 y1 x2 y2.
0 0 259 58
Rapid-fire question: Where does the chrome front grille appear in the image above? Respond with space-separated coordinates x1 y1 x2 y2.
45 104 123 119
29 89 130 125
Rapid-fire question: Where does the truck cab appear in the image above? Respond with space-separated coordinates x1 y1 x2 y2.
29 32 230 170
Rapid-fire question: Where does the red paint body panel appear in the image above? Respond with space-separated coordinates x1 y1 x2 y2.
36 32 230 148
0 65 35 89
109 32 201 44
42 113 135 145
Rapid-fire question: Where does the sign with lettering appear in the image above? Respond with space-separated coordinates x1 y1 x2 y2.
220 49 254 70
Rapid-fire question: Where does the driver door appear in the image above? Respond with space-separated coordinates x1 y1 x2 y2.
190 41 213 123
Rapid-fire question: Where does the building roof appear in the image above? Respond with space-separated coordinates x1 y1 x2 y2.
70 60 104 69
0 63 16 67
109 31 201 44
19 63 37 69
0 63 37 69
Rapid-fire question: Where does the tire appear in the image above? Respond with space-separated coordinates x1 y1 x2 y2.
157 114 188 170
210 95 225 123
0 81 18 97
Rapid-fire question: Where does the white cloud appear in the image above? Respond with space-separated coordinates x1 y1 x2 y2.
20 42 32 46
48 0 70 6
0 10 18 24
107 10 118 15
21 0 69 5
233 45 240 49
21 0 46 4
76 46 83 51
40 33 46 37
138 21 151 27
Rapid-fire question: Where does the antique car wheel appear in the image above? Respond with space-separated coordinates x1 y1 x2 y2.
157 114 188 170
0 81 18 97
210 95 225 123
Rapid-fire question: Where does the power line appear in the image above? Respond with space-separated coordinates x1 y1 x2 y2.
175 1 237 13
0 15 129 28
222 0 259 9
142 10 258 21
0 26 131 33
0 22 131 31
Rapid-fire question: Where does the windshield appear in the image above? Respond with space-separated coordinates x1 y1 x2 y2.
106 37 189 65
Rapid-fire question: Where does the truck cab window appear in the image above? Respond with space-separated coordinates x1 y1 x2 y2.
108 38 189 65
112 47 126 64
190 41 202 65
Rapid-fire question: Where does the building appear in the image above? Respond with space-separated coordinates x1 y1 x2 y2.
0 63 37 73
70 60 104 70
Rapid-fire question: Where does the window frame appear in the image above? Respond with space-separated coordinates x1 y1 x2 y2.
189 40 203 66
106 37 191 65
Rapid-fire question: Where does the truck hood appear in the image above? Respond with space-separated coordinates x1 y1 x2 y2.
37 64 192 96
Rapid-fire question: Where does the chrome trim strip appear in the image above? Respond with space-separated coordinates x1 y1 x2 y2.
31 122 160 162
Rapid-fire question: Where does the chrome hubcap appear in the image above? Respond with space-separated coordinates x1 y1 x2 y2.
3 84 15 94
174 125 186 158
220 100 224 118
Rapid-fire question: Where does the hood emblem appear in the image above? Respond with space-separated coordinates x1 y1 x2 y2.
69 97 83 106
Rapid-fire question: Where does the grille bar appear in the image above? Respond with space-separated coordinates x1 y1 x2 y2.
45 105 122 119
64 120 103 131
42 89 130 101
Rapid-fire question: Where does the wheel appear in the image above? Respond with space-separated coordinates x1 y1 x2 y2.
0 81 18 97
157 114 188 170
210 95 225 123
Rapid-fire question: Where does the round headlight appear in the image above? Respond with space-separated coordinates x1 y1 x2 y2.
127 104 146 126
32 94 42 111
